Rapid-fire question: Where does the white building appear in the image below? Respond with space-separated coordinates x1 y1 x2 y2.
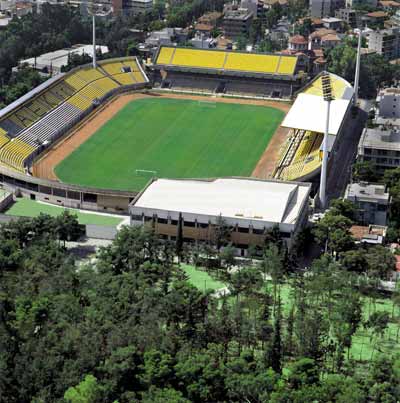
375 88 400 124
358 127 400 172
17 44 109 74
130 178 312 254
345 182 390 226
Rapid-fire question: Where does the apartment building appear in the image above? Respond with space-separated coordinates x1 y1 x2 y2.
345 182 389 226
358 127 400 172
368 27 400 59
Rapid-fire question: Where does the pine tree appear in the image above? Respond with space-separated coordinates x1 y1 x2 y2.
266 297 283 374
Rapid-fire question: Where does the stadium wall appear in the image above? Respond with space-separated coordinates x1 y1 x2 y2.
0 165 137 214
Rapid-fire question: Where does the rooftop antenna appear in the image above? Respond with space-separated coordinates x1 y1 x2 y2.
319 71 334 210
86 1 112 69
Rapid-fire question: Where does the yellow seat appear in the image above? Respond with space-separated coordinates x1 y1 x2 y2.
225 53 280 74
172 48 226 69
156 47 175 64
276 56 297 75
0 139 36 172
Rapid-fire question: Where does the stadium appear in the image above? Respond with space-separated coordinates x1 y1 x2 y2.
0 46 354 215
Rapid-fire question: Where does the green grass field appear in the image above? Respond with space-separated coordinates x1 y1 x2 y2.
181 264 226 292
5 198 123 226
55 98 284 191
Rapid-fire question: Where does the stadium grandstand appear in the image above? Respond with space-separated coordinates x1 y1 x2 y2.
0 57 148 173
150 46 306 99
273 72 354 182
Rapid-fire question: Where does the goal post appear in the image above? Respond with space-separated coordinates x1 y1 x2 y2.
197 100 217 108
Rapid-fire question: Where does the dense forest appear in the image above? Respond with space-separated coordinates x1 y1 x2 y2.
0 201 399 402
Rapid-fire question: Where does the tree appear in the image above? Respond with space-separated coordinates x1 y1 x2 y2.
64 374 102 403
329 199 356 221
352 161 379 182
265 298 283 374
313 213 354 255
176 212 183 260
214 215 232 250
365 245 396 280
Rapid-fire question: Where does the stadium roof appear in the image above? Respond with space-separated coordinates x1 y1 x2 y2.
282 72 354 135
282 93 351 135
132 178 311 225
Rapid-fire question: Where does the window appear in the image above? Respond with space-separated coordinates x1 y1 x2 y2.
198 222 208 229
157 217 168 224
184 221 196 227
280 231 291 238
237 227 249 233
253 228 264 235
170 219 178 226
131 214 143 221
364 148 372 154
144 216 153 222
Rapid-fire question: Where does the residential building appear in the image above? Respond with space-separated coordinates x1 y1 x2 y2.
375 87 400 124
322 16 343 30
345 182 390 226
267 16 290 42
366 11 389 26
288 35 308 52
129 178 312 254
346 0 377 6
223 9 253 39
310 0 345 18
380 1 400 12
335 8 359 28
308 28 339 50
197 11 223 27
241 0 264 18
358 127 400 172
145 27 187 47
123 0 153 15
368 27 400 59
350 225 387 245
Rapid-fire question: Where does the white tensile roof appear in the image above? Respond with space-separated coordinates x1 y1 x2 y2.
281 93 351 135
133 178 311 225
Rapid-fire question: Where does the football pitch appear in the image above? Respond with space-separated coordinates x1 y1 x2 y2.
55 98 285 191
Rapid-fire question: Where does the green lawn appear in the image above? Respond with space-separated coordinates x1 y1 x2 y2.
55 98 284 191
181 264 226 292
5 198 123 226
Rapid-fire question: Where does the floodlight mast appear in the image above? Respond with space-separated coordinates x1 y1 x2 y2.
354 28 362 105
319 72 334 210
86 2 112 69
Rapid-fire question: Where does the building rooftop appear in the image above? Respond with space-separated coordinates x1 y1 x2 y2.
360 128 400 151
282 93 351 135
350 225 387 244
289 35 307 44
132 178 311 225
367 11 389 18
224 9 253 20
19 44 109 70
345 182 389 202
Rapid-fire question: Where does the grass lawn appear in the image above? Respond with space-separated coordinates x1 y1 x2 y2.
5 198 123 226
55 98 285 191
181 264 226 292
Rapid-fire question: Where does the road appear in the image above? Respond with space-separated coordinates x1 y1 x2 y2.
325 99 371 203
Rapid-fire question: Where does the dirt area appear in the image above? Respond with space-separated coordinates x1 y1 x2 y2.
33 92 291 182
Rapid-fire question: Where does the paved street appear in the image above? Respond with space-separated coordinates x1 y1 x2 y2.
326 99 371 203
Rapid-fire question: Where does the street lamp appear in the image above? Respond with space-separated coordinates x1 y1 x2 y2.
86 1 112 69
319 71 334 210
